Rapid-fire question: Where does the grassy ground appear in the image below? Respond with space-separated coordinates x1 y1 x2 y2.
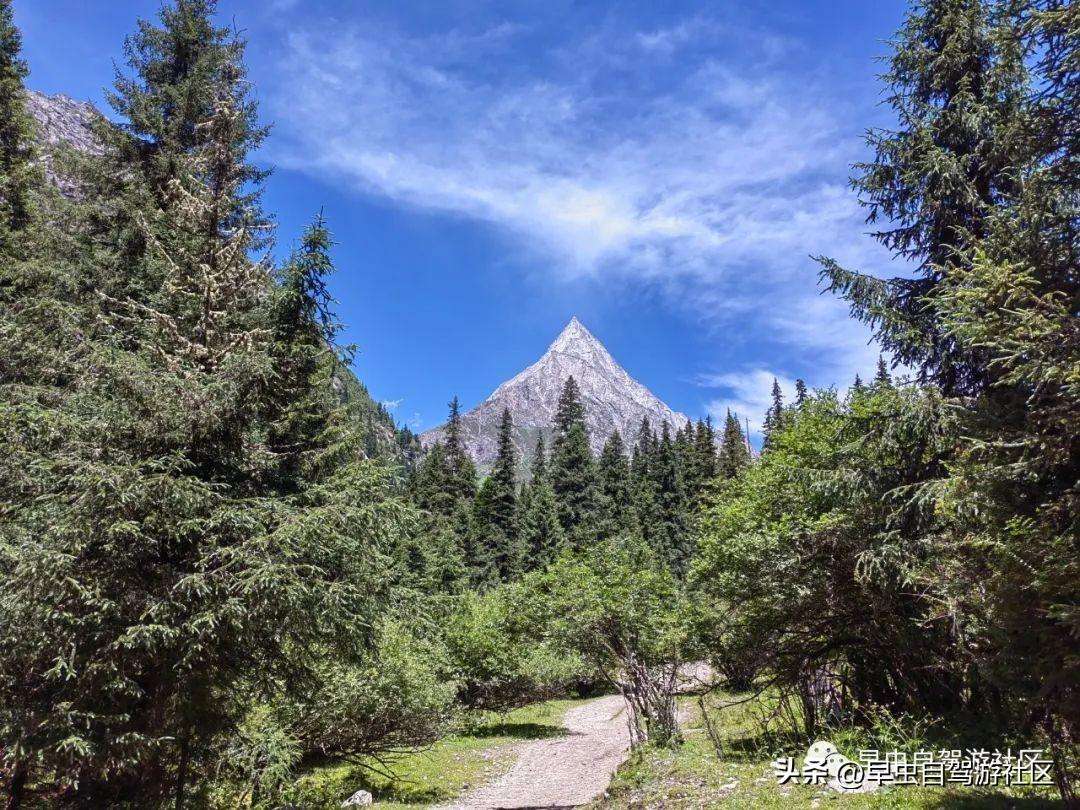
289 698 589 809
597 693 1064 809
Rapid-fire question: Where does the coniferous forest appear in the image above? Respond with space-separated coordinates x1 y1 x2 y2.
0 0 1077 807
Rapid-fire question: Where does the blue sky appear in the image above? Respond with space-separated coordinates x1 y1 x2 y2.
18 0 910 436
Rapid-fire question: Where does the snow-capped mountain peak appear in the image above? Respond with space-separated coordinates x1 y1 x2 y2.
421 318 691 470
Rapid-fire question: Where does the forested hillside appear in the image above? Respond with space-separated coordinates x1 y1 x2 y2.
0 0 1076 807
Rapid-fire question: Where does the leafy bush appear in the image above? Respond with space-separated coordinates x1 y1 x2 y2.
443 585 588 711
211 705 301 809
537 538 690 747
288 619 457 763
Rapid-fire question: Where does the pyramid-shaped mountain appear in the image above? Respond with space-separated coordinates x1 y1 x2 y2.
421 318 691 471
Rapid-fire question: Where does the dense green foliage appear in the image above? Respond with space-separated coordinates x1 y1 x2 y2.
695 380 961 720
698 0 1080 800
0 2 439 805
468 408 523 584
412 381 728 588
0 0 33 255
539 538 690 746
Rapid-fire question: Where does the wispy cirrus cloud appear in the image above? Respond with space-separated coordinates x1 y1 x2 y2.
697 369 797 436
265 10 896 399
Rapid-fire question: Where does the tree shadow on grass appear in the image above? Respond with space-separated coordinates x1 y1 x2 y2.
468 720 568 740
919 793 1063 809
297 762 456 806
707 729 806 762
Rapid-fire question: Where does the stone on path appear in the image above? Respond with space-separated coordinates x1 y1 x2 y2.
342 788 373 807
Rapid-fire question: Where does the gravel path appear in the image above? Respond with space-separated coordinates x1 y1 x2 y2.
438 695 630 809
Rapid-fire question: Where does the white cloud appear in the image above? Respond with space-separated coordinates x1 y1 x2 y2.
382 398 403 410
701 369 798 436
266 14 896 390
635 19 711 54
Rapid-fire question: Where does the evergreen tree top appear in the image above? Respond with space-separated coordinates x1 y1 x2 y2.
553 376 586 435
762 377 786 451
601 429 627 459
106 0 269 233
660 421 672 445
719 410 751 479
445 396 463 445
816 0 1031 395
0 0 35 249
275 212 344 353
492 407 516 483
874 355 892 386
795 379 808 405
530 434 548 481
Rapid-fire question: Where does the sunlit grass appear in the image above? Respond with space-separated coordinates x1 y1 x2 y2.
597 693 1064 809
291 698 590 809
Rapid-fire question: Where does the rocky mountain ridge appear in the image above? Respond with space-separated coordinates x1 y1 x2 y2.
25 91 103 194
422 318 693 471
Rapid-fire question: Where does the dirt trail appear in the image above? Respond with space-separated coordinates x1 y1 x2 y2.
438 695 630 809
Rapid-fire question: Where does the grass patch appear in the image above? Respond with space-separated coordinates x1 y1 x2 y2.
597 693 1065 809
290 698 589 809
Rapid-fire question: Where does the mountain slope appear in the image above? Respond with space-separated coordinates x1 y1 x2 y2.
422 318 691 471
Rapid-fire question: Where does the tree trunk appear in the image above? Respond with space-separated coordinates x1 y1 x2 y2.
6 761 26 810
620 656 682 748
175 736 189 810
1042 714 1078 807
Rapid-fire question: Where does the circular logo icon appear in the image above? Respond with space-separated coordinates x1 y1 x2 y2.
835 760 866 790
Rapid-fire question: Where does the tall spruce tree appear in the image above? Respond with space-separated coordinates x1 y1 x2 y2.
762 378 785 451
267 212 349 485
0 8 47 798
816 0 1029 394
630 418 661 551
408 398 477 586
684 418 717 506
530 434 548 482
651 423 692 575
0 0 34 257
81 0 269 303
595 430 635 541
468 408 522 584
873 355 893 388
0 8 404 801
413 397 478 519
518 435 563 569
444 396 478 503
549 377 596 547
718 410 750 479
812 1 1079 796
929 4 1077 791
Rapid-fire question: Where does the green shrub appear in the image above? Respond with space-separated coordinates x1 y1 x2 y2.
288 619 456 763
444 585 588 710
211 705 301 809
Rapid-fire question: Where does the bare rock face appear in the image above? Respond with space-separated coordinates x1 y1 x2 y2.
422 318 691 472
25 91 103 154
25 90 104 194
